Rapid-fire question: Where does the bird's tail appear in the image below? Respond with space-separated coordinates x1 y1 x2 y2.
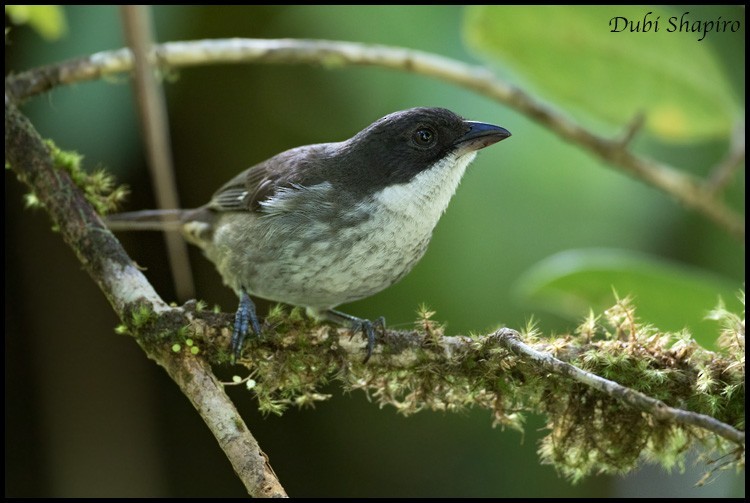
105 209 185 232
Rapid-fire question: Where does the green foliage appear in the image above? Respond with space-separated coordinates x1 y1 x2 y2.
5 5 67 40
516 248 743 349
463 5 741 141
44 140 129 215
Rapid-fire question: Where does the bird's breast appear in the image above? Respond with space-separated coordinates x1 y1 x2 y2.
209 151 477 309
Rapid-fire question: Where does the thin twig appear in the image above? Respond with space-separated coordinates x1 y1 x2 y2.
707 123 745 195
4 96 287 498
616 111 646 148
492 328 745 447
120 6 195 302
4 38 744 241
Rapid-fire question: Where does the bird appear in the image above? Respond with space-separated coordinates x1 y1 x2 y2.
107 107 511 362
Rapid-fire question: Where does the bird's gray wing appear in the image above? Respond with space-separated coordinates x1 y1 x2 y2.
208 144 330 213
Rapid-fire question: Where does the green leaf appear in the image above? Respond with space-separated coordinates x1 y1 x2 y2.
5 5 67 40
463 6 741 141
515 248 742 349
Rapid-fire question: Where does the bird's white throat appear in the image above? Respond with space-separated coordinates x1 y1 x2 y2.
373 150 478 229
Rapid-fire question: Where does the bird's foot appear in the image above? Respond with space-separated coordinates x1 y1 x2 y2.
230 289 262 363
324 309 386 363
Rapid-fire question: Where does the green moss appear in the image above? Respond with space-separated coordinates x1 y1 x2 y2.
114 324 130 335
131 304 156 329
44 139 129 215
23 192 43 209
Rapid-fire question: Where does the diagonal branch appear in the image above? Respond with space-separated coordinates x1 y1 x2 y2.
4 38 744 241
4 95 287 498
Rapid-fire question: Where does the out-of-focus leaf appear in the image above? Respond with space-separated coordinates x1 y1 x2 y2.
463 6 741 141
5 5 67 40
515 248 743 349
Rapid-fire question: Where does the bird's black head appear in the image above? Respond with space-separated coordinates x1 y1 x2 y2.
334 107 510 195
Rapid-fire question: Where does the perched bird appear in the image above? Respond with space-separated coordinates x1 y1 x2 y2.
107 107 511 361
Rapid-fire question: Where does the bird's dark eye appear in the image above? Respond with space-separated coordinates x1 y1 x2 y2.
412 127 436 146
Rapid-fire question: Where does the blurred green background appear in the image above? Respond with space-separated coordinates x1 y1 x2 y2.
5 5 744 497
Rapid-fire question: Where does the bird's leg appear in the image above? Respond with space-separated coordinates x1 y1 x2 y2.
231 289 262 363
322 309 386 362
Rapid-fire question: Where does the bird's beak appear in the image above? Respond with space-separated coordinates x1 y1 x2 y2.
455 121 511 154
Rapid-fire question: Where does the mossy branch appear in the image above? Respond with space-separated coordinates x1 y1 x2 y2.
187 297 743 482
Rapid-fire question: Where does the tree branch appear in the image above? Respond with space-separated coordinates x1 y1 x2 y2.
4 95 287 498
5 38 744 241
186 304 744 453
492 328 745 446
